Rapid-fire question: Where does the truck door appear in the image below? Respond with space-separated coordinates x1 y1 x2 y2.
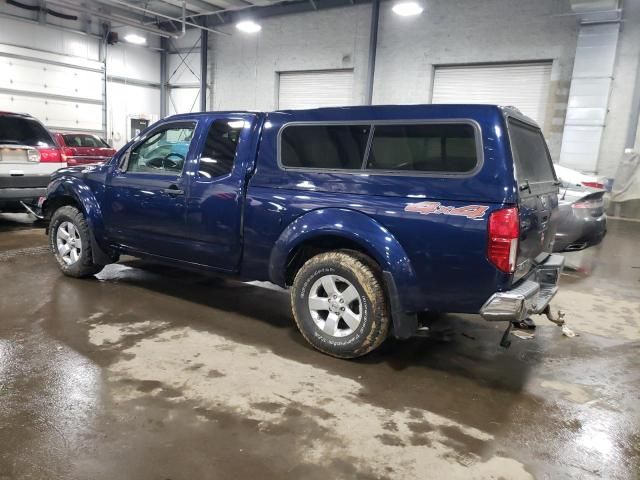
181 114 258 270
103 120 197 259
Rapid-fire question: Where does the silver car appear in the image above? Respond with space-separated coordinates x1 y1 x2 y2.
0 112 66 213
553 184 607 252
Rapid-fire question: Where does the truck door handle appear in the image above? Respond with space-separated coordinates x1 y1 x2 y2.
163 185 184 196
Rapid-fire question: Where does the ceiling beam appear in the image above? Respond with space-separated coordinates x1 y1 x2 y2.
94 0 229 34
155 0 219 13
203 0 367 26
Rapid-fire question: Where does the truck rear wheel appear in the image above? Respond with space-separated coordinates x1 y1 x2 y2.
291 251 390 358
49 205 103 278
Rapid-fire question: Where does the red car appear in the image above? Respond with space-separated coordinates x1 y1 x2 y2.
54 132 116 166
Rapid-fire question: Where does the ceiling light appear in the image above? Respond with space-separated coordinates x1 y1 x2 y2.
124 33 146 45
236 20 261 33
392 2 424 16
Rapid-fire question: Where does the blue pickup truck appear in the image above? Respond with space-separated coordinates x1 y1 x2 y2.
42 104 564 358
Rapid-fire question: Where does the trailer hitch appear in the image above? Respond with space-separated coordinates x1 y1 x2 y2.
500 306 568 348
542 305 565 326
19 201 44 220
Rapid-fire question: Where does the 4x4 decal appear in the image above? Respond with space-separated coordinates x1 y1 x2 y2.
405 201 489 220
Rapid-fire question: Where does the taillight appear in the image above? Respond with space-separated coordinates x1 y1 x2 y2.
582 181 604 189
61 147 75 164
487 207 519 273
37 147 63 163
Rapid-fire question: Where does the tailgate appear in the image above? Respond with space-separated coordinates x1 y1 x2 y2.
506 117 559 281
0 145 35 164
0 145 65 177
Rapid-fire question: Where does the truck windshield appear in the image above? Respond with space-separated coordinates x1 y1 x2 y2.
508 118 556 185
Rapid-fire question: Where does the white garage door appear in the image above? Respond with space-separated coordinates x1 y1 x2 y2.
278 70 353 110
0 44 104 133
432 63 552 127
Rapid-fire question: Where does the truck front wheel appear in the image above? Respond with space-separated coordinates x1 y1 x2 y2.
49 205 104 278
291 251 390 358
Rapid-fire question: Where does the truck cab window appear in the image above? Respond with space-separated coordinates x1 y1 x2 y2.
127 125 194 175
198 120 243 179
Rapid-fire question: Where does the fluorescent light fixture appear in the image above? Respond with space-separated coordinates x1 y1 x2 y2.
236 20 261 33
124 33 146 45
392 2 424 16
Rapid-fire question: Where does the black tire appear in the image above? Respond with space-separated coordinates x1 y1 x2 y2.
291 250 390 359
49 205 103 278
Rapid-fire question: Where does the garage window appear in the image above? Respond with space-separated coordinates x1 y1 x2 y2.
365 124 478 173
280 124 370 169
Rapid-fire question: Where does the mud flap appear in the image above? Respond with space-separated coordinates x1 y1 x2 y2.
89 230 118 266
500 322 513 349
383 271 418 339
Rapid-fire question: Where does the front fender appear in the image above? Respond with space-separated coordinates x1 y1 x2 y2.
269 208 419 313
45 175 114 265
46 176 104 234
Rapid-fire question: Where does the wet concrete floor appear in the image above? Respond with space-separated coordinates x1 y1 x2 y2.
0 213 638 479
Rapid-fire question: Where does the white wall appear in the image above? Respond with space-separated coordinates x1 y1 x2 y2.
106 43 160 83
105 43 161 148
0 13 100 60
208 0 578 160
598 0 640 177
209 4 371 111
106 82 160 148
165 29 203 115
374 0 578 160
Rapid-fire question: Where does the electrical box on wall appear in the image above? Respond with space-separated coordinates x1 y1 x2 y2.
130 118 150 139
127 114 155 141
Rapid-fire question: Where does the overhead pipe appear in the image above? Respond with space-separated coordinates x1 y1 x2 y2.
178 0 289 21
95 0 229 36
174 0 186 39
45 0 179 38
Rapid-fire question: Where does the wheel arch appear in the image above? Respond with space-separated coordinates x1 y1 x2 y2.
44 177 115 266
269 208 419 338
44 177 104 233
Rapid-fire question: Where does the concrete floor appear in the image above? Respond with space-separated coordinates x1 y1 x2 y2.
0 214 638 480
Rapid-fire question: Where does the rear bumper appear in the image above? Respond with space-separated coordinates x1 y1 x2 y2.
0 187 47 201
0 175 49 203
480 254 564 322
553 215 607 252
